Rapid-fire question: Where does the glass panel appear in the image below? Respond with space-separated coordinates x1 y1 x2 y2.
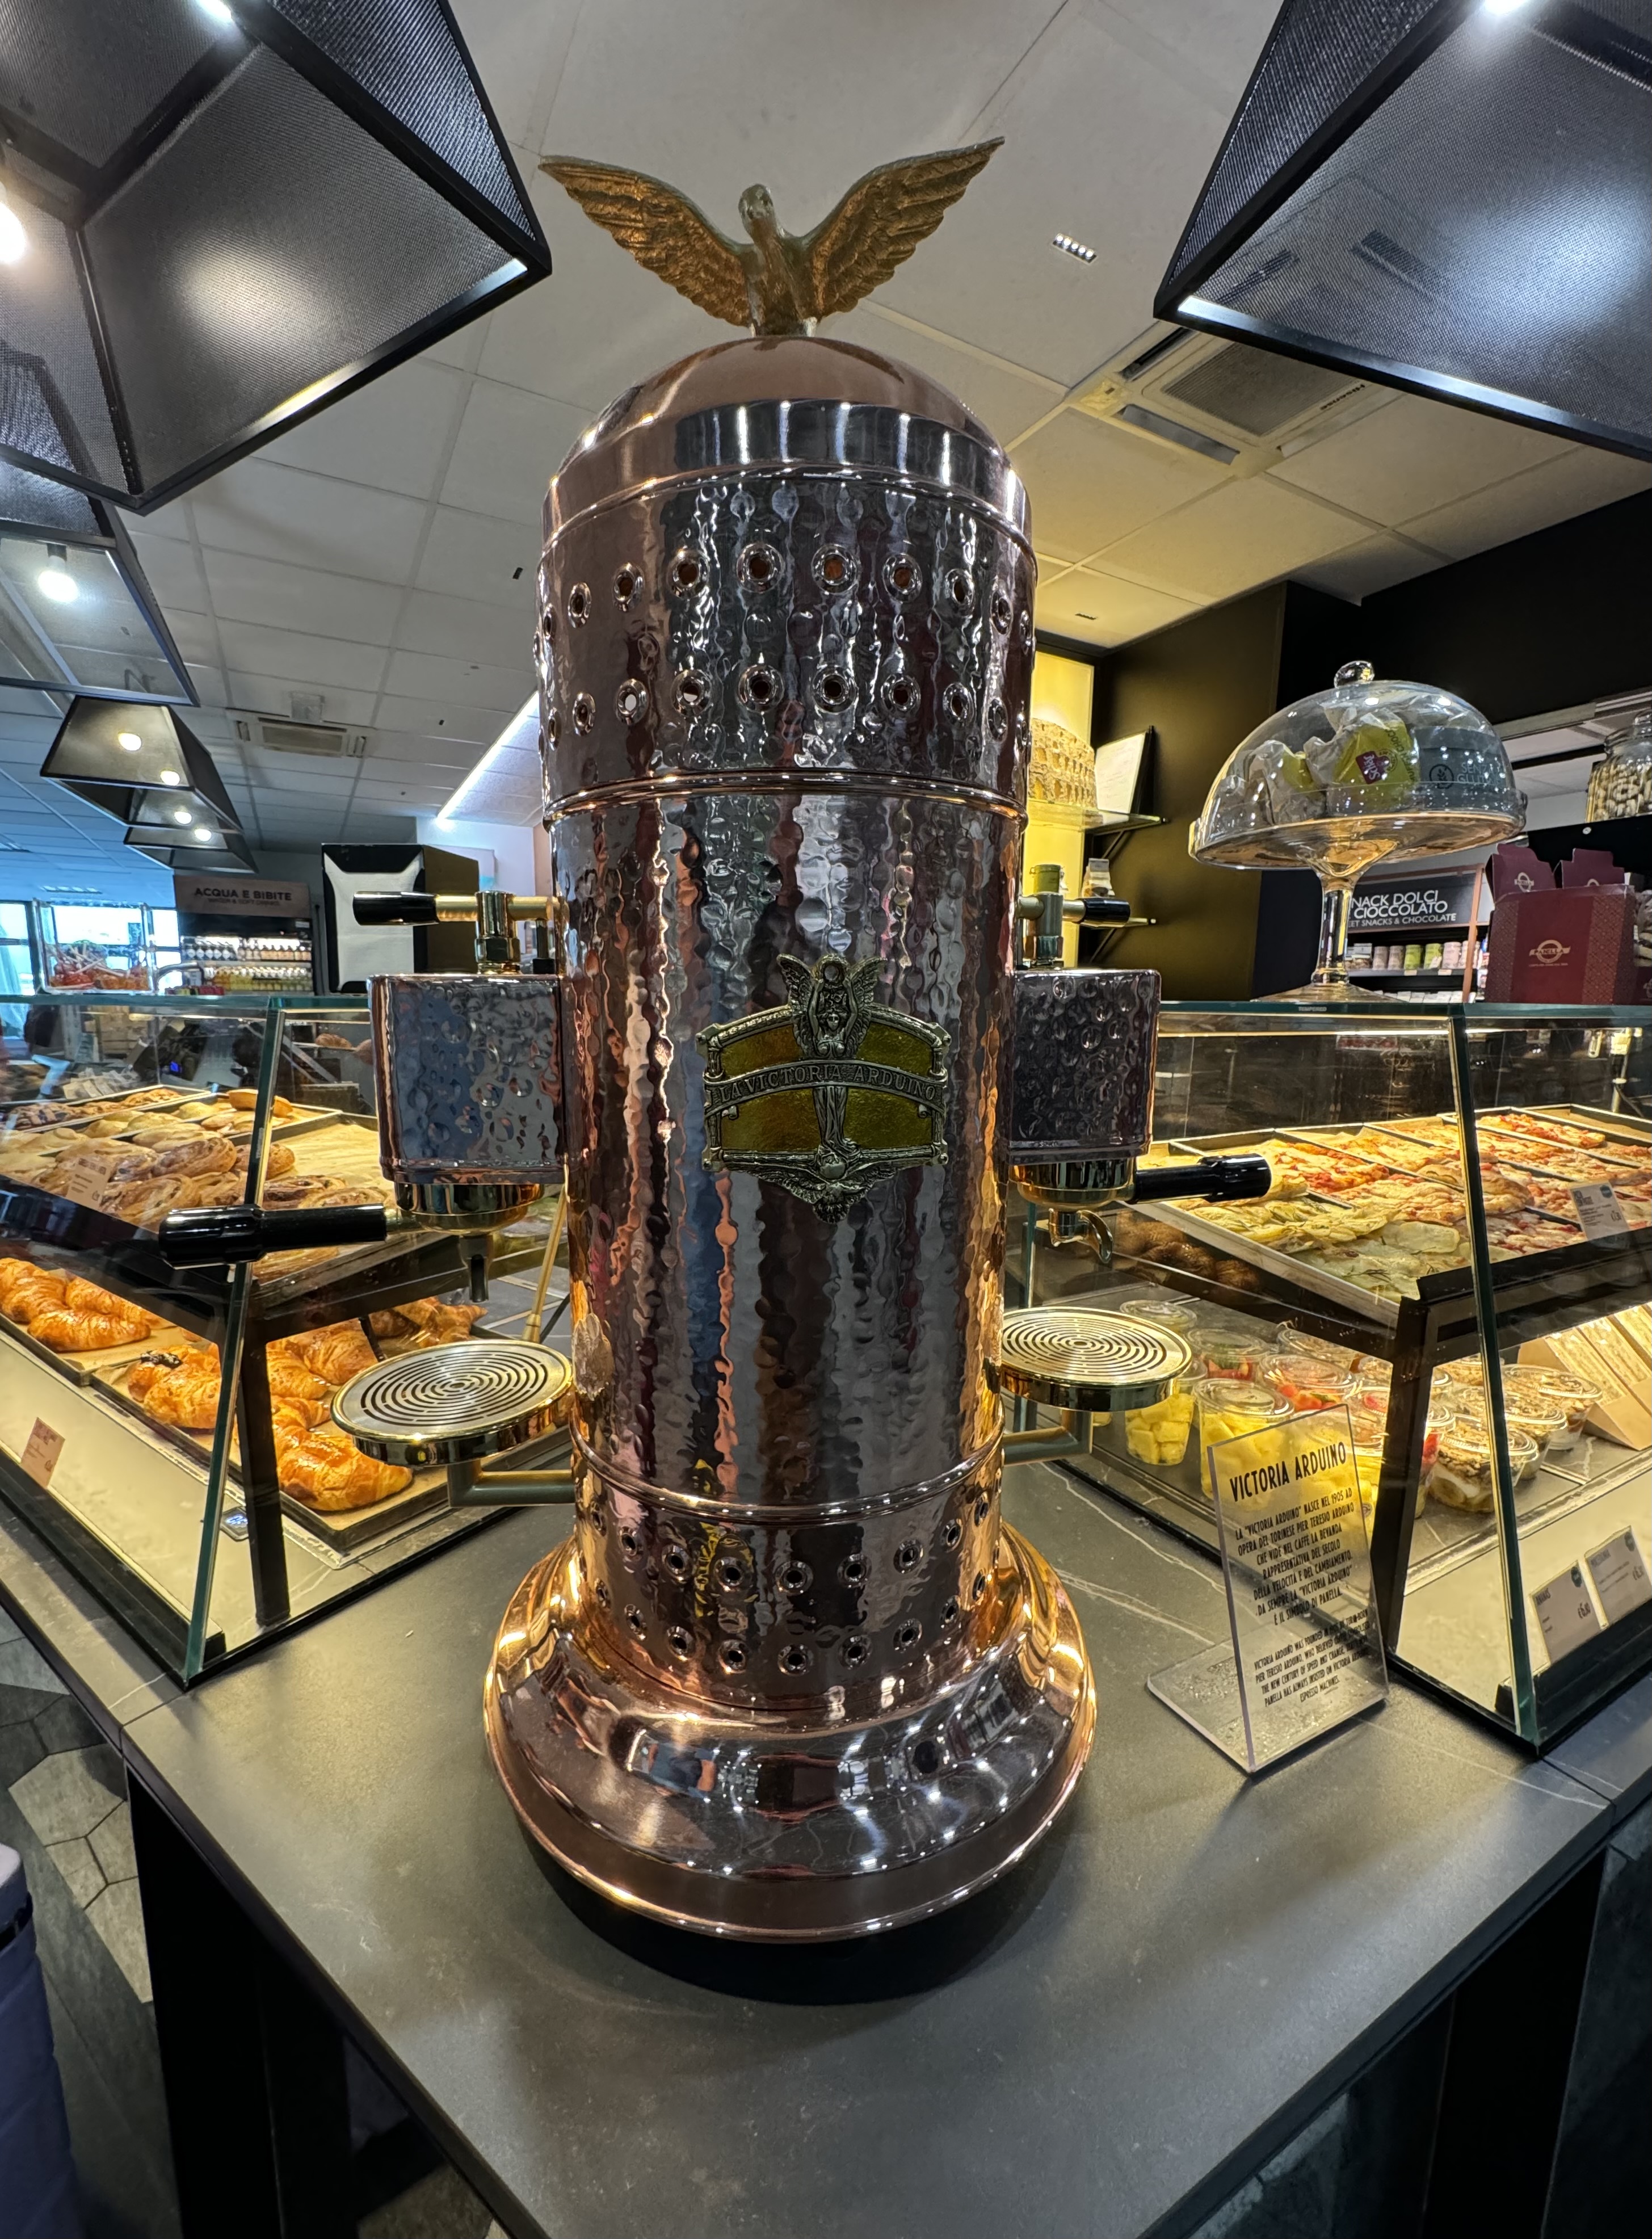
0 536 188 700
1022 999 1651 1749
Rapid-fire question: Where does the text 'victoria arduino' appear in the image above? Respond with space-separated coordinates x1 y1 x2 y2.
161 142 1271 1938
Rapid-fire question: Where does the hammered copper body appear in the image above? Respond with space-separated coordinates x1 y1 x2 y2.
486 336 1095 1938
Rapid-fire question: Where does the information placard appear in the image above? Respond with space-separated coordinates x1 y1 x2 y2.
1149 1405 1388 1771
1584 1530 1651 1625
1569 1183 1630 1242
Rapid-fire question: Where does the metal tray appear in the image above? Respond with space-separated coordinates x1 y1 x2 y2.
1115 1198 1399 1330
0 1307 196 1388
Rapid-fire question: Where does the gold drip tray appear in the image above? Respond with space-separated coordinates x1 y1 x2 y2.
332 1340 573 1465
991 1309 1190 1412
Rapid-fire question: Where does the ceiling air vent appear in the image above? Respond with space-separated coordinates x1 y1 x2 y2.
1161 342 1361 438
233 713 369 759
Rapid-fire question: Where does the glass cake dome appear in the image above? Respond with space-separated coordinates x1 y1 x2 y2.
1192 661 1524 999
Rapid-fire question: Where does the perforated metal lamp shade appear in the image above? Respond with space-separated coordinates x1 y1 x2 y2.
41 696 250 867
1156 0 1652 460
0 0 549 511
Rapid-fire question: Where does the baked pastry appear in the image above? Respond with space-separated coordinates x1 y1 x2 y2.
153 1134 238 1179
275 1426 410 1509
0 1261 68 1320
30 1304 155 1352
277 1320 378 1384
267 1355 330 1403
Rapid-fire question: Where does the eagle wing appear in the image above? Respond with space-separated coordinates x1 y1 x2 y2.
540 157 753 329
797 140 1002 323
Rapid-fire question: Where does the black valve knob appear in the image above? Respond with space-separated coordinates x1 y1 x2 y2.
158 1204 389 1266
352 892 439 926
1129 1155 1271 1205
1077 894 1133 926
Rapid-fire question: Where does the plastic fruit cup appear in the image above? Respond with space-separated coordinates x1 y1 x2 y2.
1193 1377 1293 1452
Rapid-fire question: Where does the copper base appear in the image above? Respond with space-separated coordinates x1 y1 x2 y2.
485 1524 1095 1941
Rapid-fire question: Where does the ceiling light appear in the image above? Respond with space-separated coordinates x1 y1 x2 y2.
160 768 182 785
1482 0 1529 13
197 0 236 18
37 545 77 602
0 193 27 266
194 826 215 842
117 730 143 751
173 807 192 824
1053 233 1096 263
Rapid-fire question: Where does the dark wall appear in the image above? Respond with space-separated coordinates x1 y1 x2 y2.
1281 488 1652 726
1092 585 1285 998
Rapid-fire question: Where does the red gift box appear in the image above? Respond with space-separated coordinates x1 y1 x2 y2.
1485 887 1638 1002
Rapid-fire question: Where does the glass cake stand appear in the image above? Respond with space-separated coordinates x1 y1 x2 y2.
1191 661 1525 999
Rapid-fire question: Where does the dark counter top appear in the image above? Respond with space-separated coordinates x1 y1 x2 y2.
54 1463 1638 2239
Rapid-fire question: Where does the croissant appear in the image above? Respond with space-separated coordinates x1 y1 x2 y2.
271 1394 330 1435
267 1356 329 1403
31 1307 154 1352
398 1296 485 1334
153 1136 238 1179
0 1261 66 1316
275 1427 410 1510
367 1308 414 1338
140 1360 224 1429
127 1351 191 1401
65 1278 159 1331
279 1320 377 1384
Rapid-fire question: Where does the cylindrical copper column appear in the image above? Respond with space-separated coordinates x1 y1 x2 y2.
486 337 1094 1938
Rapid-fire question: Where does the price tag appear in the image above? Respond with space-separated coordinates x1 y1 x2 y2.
1569 1182 1629 1241
1531 1564 1602 1662
1584 1530 1652 1625
20 1418 64 1488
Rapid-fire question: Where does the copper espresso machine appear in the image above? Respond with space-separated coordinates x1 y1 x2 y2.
162 337 1266 1939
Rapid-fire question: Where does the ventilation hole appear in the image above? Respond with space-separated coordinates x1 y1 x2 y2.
842 1634 869 1667
779 1644 810 1675
883 554 921 600
614 678 650 726
943 683 974 726
942 1519 962 1551
540 606 556 644
717 1556 746 1592
624 1604 646 1639
1016 609 1034 651
779 1560 812 1595
945 568 973 609
893 1620 921 1653
738 661 779 711
669 548 704 594
813 544 854 591
543 710 559 747
571 692 595 735
971 1572 987 1604
667 1625 693 1658
720 1640 747 1673
612 563 641 607
894 1539 922 1572
991 589 1012 634
674 667 709 714
911 1737 943 1778
737 541 780 590
840 1553 868 1587
880 671 918 717
663 1544 690 1580
987 698 1008 741
594 1580 611 1607
815 667 852 712
973 1495 990 1524
940 1597 960 1626
591 1505 607 1535
566 582 591 627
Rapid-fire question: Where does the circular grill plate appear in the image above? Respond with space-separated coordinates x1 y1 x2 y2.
991 1310 1190 1411
332 1340 574 1464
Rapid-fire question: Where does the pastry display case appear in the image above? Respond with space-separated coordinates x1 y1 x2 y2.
0 992 567 1679
1019 998 1651 1747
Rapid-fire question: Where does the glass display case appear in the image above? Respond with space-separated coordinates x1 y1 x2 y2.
0 993 568 1679
1018 1000 1651 1749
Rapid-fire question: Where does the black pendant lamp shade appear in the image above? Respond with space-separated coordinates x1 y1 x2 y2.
1156 0 1652 460
0 0 549 512
0 456 194 700
41 695 251 866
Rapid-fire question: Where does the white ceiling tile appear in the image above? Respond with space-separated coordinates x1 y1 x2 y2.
1011 409 1224 561
1395 448 1652 563
215 623 389 694
201 549 405 646
241 761 362 797
822 306 1063 448
395 590 533 669
439 381 593 526
1272 394 1573 526
1035 564 1197 645
1096 0 1277 104
1098 476 1360 600
161 612 222 665
223 674 381 727
188 460 428 583
183 662 228 706
1289 533 1441 603
371 695 501 746
128 531 209 612
449 0 578 149
259 360 472 498
380 650 532 712
416 507 543 608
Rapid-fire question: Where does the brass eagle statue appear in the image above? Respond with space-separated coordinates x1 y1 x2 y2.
540 141 1002 337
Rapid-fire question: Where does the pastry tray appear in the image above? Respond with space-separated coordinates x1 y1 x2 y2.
0 1310 197 1388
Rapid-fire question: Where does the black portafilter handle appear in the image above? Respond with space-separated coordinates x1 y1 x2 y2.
1077 894 1133 926
1130 1155 1271 1204
352 891 439 926
157 1204 389 1267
